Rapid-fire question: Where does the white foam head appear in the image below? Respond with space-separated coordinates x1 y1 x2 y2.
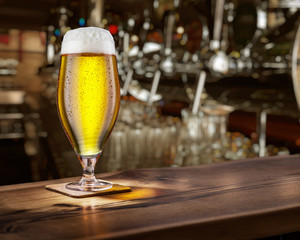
61 27 116 55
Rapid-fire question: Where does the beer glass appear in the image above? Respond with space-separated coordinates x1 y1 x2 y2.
57 27 120 191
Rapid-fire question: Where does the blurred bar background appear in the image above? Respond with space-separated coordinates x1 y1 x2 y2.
0 0 300 185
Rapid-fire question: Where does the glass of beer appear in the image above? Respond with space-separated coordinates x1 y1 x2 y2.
57 27 120 191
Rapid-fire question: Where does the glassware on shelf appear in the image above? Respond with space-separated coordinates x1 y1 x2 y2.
100 99 181 170
176 100 234 165
177 108 210 166
200 100 234 162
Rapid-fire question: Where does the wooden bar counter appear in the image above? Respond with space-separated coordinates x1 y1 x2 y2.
2 155 300 239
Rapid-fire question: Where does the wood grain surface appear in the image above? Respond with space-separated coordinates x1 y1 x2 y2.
2 155 300 239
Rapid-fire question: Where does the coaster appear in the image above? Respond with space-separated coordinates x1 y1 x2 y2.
45 182 131 198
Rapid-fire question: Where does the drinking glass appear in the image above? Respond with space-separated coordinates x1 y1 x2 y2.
200 100 234 161
57 27 120 191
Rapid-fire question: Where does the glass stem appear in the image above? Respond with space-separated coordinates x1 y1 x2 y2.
79 156 98 185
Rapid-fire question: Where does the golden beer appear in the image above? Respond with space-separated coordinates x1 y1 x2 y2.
57 53 120 156
57 27 120 191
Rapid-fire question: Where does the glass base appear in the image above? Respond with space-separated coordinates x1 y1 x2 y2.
65 180 113 192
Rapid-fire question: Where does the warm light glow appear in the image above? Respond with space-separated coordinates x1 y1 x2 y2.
111 188 158 200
